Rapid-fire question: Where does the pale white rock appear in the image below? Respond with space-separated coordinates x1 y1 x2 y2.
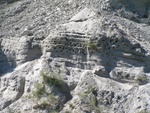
70 7 96 22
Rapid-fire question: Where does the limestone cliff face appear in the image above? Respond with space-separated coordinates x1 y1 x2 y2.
0 0 150 113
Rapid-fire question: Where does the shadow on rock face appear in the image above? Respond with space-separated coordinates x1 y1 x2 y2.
0 35 43 75
90 31 150 85
0 43 16 76
0 0 20 4
25 44 43 62
108 0 150 23
95 33 150 74
45 30 150 77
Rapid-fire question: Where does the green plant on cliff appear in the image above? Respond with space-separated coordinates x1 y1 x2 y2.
7 107 21 113
33 94 59 110
85 85 94 94
77 85 105 113
87 40 98 51
31 71 64 111
136 75 147 84
32 71 64 99
32 83 46 99
40 71 63 89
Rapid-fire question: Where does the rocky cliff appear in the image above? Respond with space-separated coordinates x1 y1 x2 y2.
0 0 150 113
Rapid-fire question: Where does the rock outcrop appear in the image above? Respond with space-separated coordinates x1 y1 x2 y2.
0 0 150 113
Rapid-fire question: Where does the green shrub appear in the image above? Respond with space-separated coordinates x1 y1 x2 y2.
33 100 49 109
32 73 63 99
7 107 21 113
48 94 58 105
40 71 63 89
85 85 93 94
69 103 75 109
89 96 97 109
8 108 14 113
65 111 71 113
87 40 98 51
78 86 94 101
136 75 147 82
77 85 107 113
32 83 46 99
136 75 148 85
33 94 59 111
51 110 59 113
31 71 64 111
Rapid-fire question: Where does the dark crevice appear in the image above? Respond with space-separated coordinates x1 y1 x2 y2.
0 0 20 4
0 42 16 76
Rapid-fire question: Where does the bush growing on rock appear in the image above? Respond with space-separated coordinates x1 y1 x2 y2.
136 75 148 85
32 83 46 99
87 40 98 52
31 71 65 112
40 71 64 89
77 85 105 113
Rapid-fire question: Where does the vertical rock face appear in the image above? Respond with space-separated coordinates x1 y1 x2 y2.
0 74 25 110
104 0 150 23
0 0 150 113
0 36 42 74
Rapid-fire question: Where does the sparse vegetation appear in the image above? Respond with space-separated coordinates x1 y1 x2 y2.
89 96 97 109
31 71 64 112
94 105 106 113
40 71 64 89
69 103 75 110
33 100 49 109
51 110 59 113
8 108 15 113
136 75 148 85
65 110 71 113
85 85 94 94
77 85 104 113
33 94 58 110
87 40 98 51
7 107 21 113
137 110 149 113
78 85 94 99
32 83 45 99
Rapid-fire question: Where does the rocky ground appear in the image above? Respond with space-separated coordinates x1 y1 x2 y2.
0 0 150 113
